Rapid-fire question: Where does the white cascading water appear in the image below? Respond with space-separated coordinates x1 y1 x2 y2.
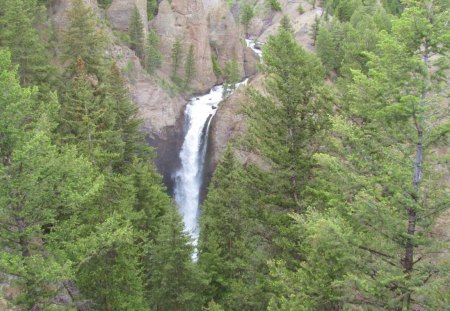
174 81 247 251
245 39 264 60
174 40 263 256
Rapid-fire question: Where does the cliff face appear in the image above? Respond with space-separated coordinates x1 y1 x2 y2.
108 0 148 36
51 0 322 188
152 0 216 93
208 0 324 171
151 0 251 92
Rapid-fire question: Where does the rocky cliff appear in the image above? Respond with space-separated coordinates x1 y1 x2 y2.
152 0 254 92
208 0 324 172
51 0 322 190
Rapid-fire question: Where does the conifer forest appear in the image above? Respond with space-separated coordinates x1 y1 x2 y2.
0 0 449 310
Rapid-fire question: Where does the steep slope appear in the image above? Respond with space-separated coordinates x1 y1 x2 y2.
208 0 324 172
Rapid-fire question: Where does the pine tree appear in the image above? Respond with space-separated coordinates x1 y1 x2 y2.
62 0 108 76
146 29 162 74
58 58 124 169
240 3 254 32
170 37 183 85
148 206 204 311
284 1 450 309
234 30 335 278
316 19 345 73
222 57 240 98
199 147 268 310
331 2 450 308
129 5 145 60
0 50 100 309
310 15 321 46
280 15 294 34
0 0 56 89
182 44 196 92
103 62 144 169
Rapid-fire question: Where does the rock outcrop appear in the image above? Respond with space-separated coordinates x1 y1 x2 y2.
207 0 324 171
152 0 216 93
206 2 246 81
151 0 254 92
245 0 323 51
108 0 148 36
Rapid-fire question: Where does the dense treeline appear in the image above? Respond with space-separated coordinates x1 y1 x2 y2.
200 0 449 310
0 0 200 310
0 0 448 310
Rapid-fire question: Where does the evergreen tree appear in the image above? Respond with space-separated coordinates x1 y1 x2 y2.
279 15 294 34
129 5 145 60
199 147 268 310
271 1 450 309
146 29 162 74
148 206 204 311
103 62 144 169
310 15 321 46
332 2 450 308
0 0 56 89
183 44 196 92
246 29 332 212
0 49 100 309
316 19 344 72
236 29 335 276
62 0 108 76
222 57 240 98
170 38 183 85
58 58 124 169
240 3 254 31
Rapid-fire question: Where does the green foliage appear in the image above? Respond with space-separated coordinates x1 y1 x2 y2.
316 19 344 73
310 15 321 45
211 53 222 78
335 0 361 22
183 44 196 92
58 58 124 169
279 15 294 34
297 4 305 14
147 0 158 20
129 5 145 60
148 207 205 310
170 38 183 85
266 0 282 11
222 57 240 97
97 0 112 9
199 147 269 310
240 3 254 29
0 49 100 309
249 29 331 207
62 0 108 76
0 0 56 90
146 29 162 74
382 0 403 15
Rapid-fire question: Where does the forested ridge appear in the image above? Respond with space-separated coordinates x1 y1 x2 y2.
0 0 449 311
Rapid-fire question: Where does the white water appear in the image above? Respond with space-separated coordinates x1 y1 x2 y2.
174 81 247 251
245 39 264 60
174 39 262 256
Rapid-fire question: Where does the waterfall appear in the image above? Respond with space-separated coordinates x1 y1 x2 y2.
174 40 261 256
174 81 247 253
